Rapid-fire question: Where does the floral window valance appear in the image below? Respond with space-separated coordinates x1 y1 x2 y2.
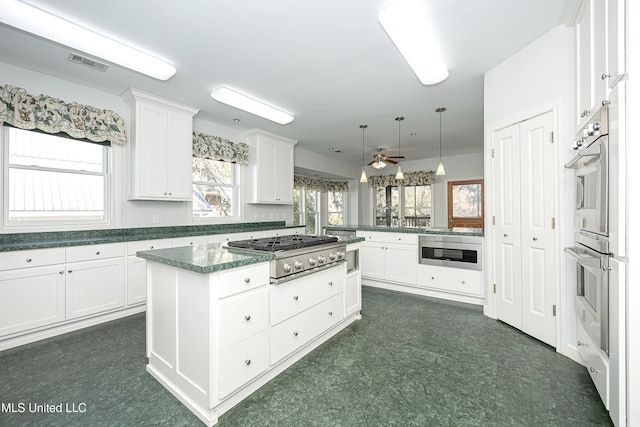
294 175 349 193
368 170 435 188
0 84 126 145
192 131 249 165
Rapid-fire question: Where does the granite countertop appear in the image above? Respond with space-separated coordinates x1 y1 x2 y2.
0 221 302 252
323 225 484 237
136 243 274 274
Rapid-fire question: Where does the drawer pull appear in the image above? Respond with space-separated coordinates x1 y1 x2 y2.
26 258 32 263
244 277 251 283
150 246 154 249
328 311 333 316
577 341 585 347
68 269 73 273
293 331 299 336
328 281 333 286
245 359 251 366
244 315 251 321
96 251 101 255
461 281 466 284
589 367 600 374
293 295 299 301
59 270 64 275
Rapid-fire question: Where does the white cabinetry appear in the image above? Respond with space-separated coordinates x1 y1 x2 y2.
417 264 483 298
121 88 199 201
358 232 417 285
344 242 361 317
126 239 173 306
246 131 297 204
64 243 126 319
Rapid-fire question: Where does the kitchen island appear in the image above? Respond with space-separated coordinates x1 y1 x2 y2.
136 241 361 426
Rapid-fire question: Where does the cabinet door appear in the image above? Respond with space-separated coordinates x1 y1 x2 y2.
0 265 65 336
607 0 625 83
385 244 417 285
344 272 361 317
359 243 386 280
576 0 592 123
218 330 269 398
165 110 193 200
274 142 294 203
256 139 277 202
138 102 170 199
127 256 147 306
66 258 125 319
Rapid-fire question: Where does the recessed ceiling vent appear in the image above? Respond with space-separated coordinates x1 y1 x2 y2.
67 53 109 72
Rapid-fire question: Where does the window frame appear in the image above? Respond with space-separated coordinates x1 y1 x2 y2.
374 183 433 228
190 157 241 224
1 125 112 230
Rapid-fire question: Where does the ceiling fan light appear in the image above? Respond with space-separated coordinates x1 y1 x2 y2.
436 160 446 176
378 0 449 85
0 0 176 80
211 86 294 125
371 160 387 170
360 169 368 183
395 165 404 180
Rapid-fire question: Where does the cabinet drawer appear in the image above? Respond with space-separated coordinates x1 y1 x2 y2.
222 231 264 243
577 322 609 409
218 330 269 398
66 243 126 263
270 265 344 325
127 239 172 256
356 231 418 245
171 235 209 247
417 265 483 297
218 288 269 350
217 263 269 298
270 294 343 364
0 248 65 271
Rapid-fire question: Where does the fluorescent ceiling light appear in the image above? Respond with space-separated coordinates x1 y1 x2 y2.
378 0 449 85
0 0 176 80
211 87 294 125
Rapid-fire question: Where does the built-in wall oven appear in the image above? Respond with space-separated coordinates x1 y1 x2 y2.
418 235 482 271
565 105 611 356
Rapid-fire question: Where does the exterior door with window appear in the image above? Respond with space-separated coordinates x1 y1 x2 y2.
447 179 484 229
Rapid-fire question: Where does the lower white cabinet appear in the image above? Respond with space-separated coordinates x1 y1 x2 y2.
577 321 609 409
65 258 126 320
126 239 173 306
417 264 483 298
360 238 417 285
0 265 66 336
218 330 270 398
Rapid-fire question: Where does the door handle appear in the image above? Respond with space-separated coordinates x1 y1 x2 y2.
503 233 508 238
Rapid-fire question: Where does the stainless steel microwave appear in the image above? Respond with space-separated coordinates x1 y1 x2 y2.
418 235 482 271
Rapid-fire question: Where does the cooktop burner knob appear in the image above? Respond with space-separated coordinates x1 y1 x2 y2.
294 260 304 270
308 257 317 266
337 251 345 260
317 256 326 264
283 263 292 273
329 253 337 261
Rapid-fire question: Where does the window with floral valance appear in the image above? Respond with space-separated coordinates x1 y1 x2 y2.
0 84 126 145
367 170 435 188
192 131 249 165
294 175 349 193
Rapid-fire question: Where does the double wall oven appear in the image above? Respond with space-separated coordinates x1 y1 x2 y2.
565 105 610 356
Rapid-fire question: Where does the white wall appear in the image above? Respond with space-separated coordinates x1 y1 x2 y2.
358 153 484 228
483 25 576 358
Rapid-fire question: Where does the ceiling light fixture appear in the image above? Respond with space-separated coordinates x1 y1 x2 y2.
378 0 449 85
0 0 176 80
359 124 368 183
436 107 446 176
394 116 405 180
211 86 294 125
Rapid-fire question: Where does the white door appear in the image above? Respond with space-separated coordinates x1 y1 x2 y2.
493 111 556 347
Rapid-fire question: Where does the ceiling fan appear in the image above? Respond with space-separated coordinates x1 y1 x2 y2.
368 148 405 169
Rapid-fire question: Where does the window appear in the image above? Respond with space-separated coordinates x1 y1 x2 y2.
327 191 345 226
3 126 109 226
375 184 431 227
447 179 484 229
293 188 319 235
192 158 239 221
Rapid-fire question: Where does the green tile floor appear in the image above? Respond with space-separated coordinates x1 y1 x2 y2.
0 287 612 426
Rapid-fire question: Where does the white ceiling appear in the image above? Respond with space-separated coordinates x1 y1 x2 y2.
0 0 567 176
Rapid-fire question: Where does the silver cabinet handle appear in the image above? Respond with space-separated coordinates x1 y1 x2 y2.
59 270 64 275
589 367 600 374
68 270 73 273
150 246 154 249
245 359 251 365
461 281 466 284
96 251 101 255
293 331 299 336
577 341 584 347
26 258 32 263
532 237 538 241
503 233 508 237
244 277 251 283
328 281 333 286
601 73 610 80
293 295 299 301
244 315 251 321
328 311 333 316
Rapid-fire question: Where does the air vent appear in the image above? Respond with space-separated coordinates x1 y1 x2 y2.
67 53 109 72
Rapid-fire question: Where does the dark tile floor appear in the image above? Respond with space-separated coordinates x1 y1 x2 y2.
0 287 612 426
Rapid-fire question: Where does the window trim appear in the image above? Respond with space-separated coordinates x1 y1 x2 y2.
190 157 241 224
374 183 433 227
1 126 112 231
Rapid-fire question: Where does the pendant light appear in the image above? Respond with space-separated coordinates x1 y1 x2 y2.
359 124 368 183
395 116 405 180
436 107 446 176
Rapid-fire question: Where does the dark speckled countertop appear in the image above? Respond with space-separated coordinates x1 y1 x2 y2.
323 225 484 237
136 243 274 274
0 221 300 252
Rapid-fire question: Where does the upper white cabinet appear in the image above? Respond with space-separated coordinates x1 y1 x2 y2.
575 0 625 126
121 88 199 201
245 130 297 204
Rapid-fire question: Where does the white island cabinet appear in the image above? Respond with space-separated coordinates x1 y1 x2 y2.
141 244 360 426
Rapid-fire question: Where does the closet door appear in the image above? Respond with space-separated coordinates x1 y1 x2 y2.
493 123 522 329
519 112 556 347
